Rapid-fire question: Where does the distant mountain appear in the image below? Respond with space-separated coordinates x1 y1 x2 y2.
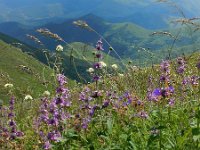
0 0 200 29
0 14 151 57
1 13 200 64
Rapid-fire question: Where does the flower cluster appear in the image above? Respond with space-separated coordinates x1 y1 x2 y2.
160 60 170 83
56 45 63 52
91 39 107 84
176 57 186 74
0 97 24 141
77 87 101 130
182 75 199 86
35 74 71 149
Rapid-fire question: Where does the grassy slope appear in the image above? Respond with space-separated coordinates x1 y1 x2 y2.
0 40 54 103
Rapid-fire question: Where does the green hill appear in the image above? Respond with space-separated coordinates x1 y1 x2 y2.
0 40 54 103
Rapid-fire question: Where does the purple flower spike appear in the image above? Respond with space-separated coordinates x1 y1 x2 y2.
43 141 51 150
93 75 100 81
57 74 67 86
96 39 104 51
102 100 109 108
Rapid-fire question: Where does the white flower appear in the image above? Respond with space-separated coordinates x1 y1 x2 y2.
24 95 33 100
4 83 13 88
118 73 124 77
87 68 94 73
99 61 107 67
43 91 50 97
111 64 118 70
131 65 138 71
56 45 63 52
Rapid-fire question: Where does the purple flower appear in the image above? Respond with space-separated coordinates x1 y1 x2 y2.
96 53 103 59
43 141 51 150
47 131 61 141
16 131 24 137
137 111 148 119
8 112 14 118
9 133 17 140
196 60 200 69
182 77 190 85
82 118 91 129
152 88 161 97
96 39 104 51
89 108 95 116
55 97 64 105
9 97 15 105
102 100 109 108
93 62 102 69
191 75 199 86
160 60 170 73
150 86 174 100
57 74 67 86
9 120 16 127
177 65 185 74
48 118 58 126
93 75 100 81
169 98 175 106
168 86 175 93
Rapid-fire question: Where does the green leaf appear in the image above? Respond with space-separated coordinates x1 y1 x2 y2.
157 126 166 130
119 134 128 141
192 128 200 136
107 118 113 134
193 135 200 142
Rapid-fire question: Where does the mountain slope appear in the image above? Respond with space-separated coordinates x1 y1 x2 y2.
0 40 54 102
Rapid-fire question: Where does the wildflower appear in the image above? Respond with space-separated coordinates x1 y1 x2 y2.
87 68 94 73
43 91 50 97
96 39 104 51
182 77 191 85
191 75 199 86
152 88 161 97
160 60 170 73
24 95 33 100
118 73 124 77
96 53 103 59
131 65 138 71
111 64 118 70
57 74 67 86
4 83 13 88
151 86 174 100
137 111 148 119
196 60 200 69
93 62 102 69
102 100 109 108
56 45 63 52
93 75 100 81
160 74 170 82
176 57 186 74
82 117 91 129
99 61 107 67
169 98 175 106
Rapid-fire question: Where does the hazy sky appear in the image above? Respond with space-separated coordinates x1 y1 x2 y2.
0 0 200 23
